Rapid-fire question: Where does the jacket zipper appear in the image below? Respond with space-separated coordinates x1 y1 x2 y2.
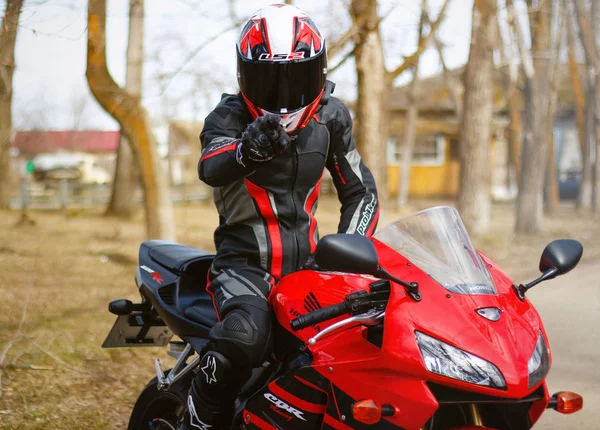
291 145 300 271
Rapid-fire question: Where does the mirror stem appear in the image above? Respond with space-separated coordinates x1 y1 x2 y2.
374 266 421 301
514 267 558 301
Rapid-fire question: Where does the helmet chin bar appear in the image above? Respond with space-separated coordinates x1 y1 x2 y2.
262 108 306 133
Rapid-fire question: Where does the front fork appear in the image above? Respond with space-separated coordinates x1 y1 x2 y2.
468 404 484 426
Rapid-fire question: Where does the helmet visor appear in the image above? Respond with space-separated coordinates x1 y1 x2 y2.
238 51 327 112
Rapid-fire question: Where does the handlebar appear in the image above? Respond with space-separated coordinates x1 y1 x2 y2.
290 302 349 331
290 285 391 332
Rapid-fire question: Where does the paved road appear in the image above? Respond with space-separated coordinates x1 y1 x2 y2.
526 259 600 428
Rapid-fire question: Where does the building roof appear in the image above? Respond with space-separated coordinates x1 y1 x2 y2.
12 131 120 155
389 63 585 114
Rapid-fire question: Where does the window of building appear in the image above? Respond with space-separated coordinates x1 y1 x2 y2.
387 133 446 166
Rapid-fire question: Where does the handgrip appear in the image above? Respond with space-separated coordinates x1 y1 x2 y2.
290 302 349 331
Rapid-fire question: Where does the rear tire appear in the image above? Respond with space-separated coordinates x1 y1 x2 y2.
127 370 192 430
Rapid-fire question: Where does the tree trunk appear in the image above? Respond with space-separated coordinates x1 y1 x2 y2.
546 91 560 213
497 9 522 186
567 6 586 155
430 11 463 121
573 0 598 209
507 95 522 185
87 0 175 240
579 80 595 208
397 5 425 208
457 0 495 235
546 8 564 215
592 0 600 212
106 0 143 217
351 0 388 200
516 2 552 234
0 0 24 209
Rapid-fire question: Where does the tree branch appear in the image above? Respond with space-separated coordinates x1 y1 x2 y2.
386 0 451 82
506 0 534 80
327 24 358 59
573 0 600 69
425 8 462 119
159 19 245 95
329 46 356 74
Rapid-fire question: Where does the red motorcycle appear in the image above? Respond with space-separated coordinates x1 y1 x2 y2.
103 206 584 429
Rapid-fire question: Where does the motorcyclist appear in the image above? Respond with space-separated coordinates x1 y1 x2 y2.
183 4 379 429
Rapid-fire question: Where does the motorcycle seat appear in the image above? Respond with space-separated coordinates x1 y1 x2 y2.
144 240 214 274
184 297 219 327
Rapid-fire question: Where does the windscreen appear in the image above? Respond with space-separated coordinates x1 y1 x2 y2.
374 207 495 295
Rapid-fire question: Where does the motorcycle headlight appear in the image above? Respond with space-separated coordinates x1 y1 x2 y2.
528 332 550 389
416 331 507 390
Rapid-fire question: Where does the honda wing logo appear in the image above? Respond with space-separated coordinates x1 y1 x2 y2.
264 393 307 421
304 292 322 313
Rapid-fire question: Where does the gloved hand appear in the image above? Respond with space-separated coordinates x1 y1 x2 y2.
302 253 318 271
236 114 290 167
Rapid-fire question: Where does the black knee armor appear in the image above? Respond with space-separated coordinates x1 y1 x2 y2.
185 296 272 429
209 295 273 367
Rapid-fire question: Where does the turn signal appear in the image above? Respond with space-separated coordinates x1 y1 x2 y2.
556 391 583 414
352 399 382 424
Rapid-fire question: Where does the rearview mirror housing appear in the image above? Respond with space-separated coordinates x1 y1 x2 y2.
539 239 583 278
515 239 584 301
314 234 379 275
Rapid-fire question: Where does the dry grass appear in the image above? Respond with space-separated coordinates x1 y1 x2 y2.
0 197 598 429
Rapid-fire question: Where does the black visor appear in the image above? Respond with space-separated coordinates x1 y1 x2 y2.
238 50 327 112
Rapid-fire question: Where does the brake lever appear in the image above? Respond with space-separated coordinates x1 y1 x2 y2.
307 309 385 346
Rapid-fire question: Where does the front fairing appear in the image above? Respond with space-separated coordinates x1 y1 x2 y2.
374 237 550 399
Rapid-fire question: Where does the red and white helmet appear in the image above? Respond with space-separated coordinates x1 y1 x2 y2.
236 4 327 133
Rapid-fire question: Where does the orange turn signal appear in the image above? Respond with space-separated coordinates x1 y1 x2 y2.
352 399 382 424
556 391 583 414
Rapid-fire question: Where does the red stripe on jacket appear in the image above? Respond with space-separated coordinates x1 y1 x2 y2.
245 179 283 279
304 175 322 253
201 142 237 161
366 204 380 237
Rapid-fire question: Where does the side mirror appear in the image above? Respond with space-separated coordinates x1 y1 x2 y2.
515 239 583 301
539 239 583 277
314 234 379 275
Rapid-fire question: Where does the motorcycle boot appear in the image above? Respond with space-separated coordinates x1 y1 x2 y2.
180 351 241 430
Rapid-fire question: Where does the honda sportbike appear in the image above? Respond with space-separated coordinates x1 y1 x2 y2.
103 206 584 429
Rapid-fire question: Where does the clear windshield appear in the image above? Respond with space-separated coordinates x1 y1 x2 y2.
374 206 496 295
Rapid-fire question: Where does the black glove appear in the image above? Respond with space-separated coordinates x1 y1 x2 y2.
302 253 318 270
236 114 290 167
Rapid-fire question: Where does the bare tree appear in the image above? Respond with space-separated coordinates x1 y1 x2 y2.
397 3 426 208
593 0 600 211
497 6 522 186
545 6 565 214
349 0 450 200
458 0 496 235
566 3 586 157
430 13 463 120
0 0 24 209
87 0 175 240
350 0 388 196
511 0 554 234
573 0 600 211
106 0 143 217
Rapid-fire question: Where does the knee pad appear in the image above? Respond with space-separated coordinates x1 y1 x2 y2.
209 299 272 367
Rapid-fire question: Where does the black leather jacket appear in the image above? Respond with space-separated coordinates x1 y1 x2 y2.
199 94 379 279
